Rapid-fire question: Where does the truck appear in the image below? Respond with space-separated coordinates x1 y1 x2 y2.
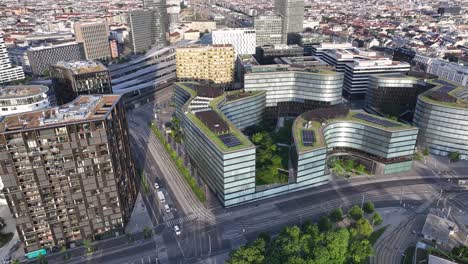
157 191 166 203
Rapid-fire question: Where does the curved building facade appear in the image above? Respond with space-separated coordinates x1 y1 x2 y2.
294 108 418 176
413 79 468 159
174 83 418 207
0 85 50 116
218 92 266 130
244 65 343 117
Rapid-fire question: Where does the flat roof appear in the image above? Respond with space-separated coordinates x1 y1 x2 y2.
0 85 48 99
53 60 108 74
420 78 468 108
0 95 121 133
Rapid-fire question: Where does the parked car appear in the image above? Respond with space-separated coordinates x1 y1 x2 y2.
154 182 159 189
174 225 181 236
164 204 171 213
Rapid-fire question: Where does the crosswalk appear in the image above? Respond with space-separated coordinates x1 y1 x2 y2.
222 221 244 240
157 248 169 264
164 214 198 227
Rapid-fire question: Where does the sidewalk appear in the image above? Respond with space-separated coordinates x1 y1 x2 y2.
125 192 154 234
0 205 21 261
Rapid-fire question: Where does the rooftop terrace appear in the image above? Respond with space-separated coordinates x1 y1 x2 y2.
54 60 108 74
419 78 468 108
0 85 48 99
0 95 121 132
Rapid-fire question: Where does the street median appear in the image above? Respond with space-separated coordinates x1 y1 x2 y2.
149 122 206 202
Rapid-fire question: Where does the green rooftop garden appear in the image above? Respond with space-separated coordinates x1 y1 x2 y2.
176 82 254 152
294 111 416 153
419 79 468 109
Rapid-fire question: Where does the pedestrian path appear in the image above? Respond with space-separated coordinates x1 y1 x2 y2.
164 214 198 227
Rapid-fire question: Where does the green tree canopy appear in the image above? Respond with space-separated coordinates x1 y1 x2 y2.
349 205 364 220
329 208 344 222
363 201 375 214
355 219 373 238
318 216 332 232
373 212 383 226
349 240 374 263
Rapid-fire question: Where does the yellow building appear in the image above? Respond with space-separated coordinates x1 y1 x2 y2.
176 44 235 84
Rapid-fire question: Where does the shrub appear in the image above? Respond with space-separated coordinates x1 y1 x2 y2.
363 201 375 214
349 205 364 220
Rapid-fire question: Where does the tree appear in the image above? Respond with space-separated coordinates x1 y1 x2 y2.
266 226 311 263
349 240 374 263
422 147 430 156
83 239 93 253
450 152 460 162
349 205 364 220
329 208 344 222
324 228 350 263
363 201 375 214
227 238 266 264
372 212 383 226
143 226 153 239
61 246 69 260
38 253 48 264
355 219 373 238
318 216 332 232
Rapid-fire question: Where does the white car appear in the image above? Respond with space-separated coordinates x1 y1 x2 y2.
164 204 171 213
174 225 181 236
154 182 159 189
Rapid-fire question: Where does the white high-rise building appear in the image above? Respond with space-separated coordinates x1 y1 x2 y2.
254 15 282 46
275 0 304 43
212 28 256 55
0 36 25 84
343 59 411 98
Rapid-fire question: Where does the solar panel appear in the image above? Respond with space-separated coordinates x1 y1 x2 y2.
302 130 315 146
219 133 241 147
353 113 401 127
438 85 457 93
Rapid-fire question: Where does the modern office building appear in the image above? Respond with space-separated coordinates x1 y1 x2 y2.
0 36 25 84
254 15 283 47
255 44 303 64
343 58 410 99
127 11 151 53
437 6 462 16
290 33 331 55
7 46 32 74
143 0 169 49
310 42 353 63
0 95 138 252
176 45 235 85
50 61 112 104
27 42 86 76
212 28 256 55
274 0 304 43
74 22 111 61
413 79 468 159
365 74 431 117
0 85 50 116
244 63 343 117
295 107 419 176
109 46 176 108
174 82 417 207
166 0 181 30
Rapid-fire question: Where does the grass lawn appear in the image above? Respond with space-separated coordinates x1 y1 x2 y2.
369 225 389 245
256 170 289 185
0 232 13 248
